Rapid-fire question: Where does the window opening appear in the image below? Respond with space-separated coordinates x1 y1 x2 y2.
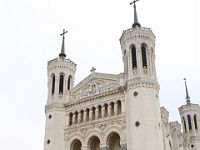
59 74 64 94
194 114 198 130
141 45 147 68
187 115 192 130
51 75 55 94
131 46 137 69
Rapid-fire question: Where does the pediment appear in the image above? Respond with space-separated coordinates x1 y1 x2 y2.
70 72 121 101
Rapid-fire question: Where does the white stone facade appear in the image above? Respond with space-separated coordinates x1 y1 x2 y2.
43 22 200 150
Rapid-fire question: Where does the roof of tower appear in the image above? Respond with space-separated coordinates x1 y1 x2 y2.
130 0 141 28
184 78 191 105
59 29 67 58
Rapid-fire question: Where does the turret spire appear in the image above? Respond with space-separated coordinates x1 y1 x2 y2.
184 78 191 105
59 29 67 58
130 0 141 28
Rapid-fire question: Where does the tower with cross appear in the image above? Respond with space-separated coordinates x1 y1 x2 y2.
120 0 164 149
179 79 200 150
44 29 76 150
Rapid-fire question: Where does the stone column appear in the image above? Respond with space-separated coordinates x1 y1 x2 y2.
114 102 118 115
121 100 125 113
108 104 112 117
95 108 99 119
84 110 87 123
66 113 70 126
121 144 127 150
185 115 188 133
191 114 195 133
100 143 108 150
73 113 76 125
78 112 82 123
102 106 105 118
89 109 93 121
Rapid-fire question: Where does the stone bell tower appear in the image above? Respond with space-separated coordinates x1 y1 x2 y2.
120 1 163 149
44 29 76 150
179 79 200 150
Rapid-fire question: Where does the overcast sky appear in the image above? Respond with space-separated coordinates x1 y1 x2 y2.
0 0 199 149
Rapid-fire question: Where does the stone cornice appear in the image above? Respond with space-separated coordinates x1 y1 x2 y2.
179 104 200 114
65 87 125 109
126 78 160 91
45 103 65 113
65 114 126 131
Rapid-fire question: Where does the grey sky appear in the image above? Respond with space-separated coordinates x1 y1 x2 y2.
0 0 199 149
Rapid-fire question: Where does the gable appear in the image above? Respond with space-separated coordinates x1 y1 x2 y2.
70 72 121 101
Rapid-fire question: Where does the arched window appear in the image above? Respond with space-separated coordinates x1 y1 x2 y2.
91 107 96 120
80 110 84 123
86 108 90 122
187 115 192 130
59 74 64 94
51 74 55 94
88 136 100 150
70 139 82 150
110 102 115 116
107 132 121 150
98 105 102 119
104 104 108 117
116 100 122 115
194 114 198 130
183 117 187 132
67 75 72 90
131 46 137 69
141 44 147 68
69 113 73 126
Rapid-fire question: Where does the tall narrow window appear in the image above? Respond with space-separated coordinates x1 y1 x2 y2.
183 117 187 132
51 75 55 94
67 75 72 90
194 114 198 130
131 46 137 69
187 115 192 131
59 74 64 94
141 45 147 68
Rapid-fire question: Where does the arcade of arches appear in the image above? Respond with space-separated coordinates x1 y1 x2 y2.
70 132 122 150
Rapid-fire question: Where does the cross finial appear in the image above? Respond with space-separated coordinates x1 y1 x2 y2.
59 29 68 58
90 67 96 73
130 0 139 6
183 78 191 105
130 0 141 28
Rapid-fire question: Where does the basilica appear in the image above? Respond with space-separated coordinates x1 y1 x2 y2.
43 2 200 150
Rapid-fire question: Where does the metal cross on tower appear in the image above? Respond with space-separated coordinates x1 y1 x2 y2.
130 0 141 28
59 29 68 58
130 0 139 7
60 29 68 39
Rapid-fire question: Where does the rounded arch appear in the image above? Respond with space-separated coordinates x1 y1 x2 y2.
141 43 148 68
70 139 82 150
88 136 100 150
116 100 122 114
51 73 55 95
67 133 83 150
59 73 65 94
130 44 137 69
110 102 115 116
67 75 72 90
104 125 125 142
106 132 121 150
84 129 102 145
103 103 108 117
194 114 198 130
